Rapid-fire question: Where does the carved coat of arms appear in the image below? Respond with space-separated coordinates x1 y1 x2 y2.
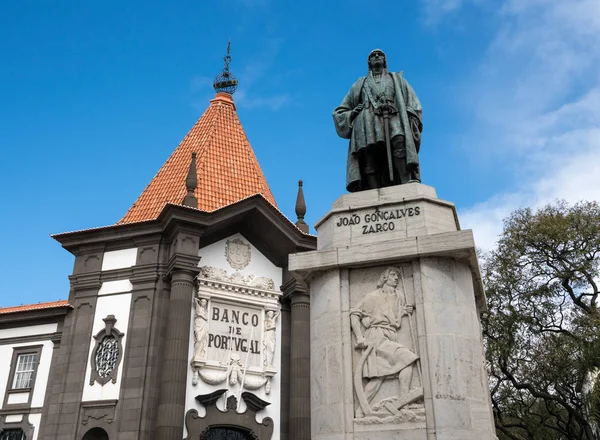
225 238 251 270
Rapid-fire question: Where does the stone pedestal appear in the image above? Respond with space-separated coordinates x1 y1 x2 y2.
289 184 496 440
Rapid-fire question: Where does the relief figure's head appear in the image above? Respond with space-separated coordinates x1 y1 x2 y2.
376 266 401 289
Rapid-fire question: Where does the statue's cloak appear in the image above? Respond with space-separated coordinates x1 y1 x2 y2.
333 72 422 192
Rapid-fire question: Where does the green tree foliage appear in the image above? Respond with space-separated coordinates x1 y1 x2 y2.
482 201 600 440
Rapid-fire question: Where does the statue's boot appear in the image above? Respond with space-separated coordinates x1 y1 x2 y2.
365 173 379 190
392 150 411 185
361 149 380 189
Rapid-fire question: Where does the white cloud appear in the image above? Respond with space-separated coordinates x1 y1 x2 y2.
235 91 291 111
426 0 600 250
421 0 470 24
461 129 600 250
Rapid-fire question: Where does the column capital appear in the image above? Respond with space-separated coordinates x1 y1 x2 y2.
281 277 310 308
165 253 201 281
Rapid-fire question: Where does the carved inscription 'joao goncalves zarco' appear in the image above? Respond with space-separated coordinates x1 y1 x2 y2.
335 206 421 234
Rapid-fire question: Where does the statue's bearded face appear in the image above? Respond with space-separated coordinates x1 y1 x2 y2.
368 51 386 70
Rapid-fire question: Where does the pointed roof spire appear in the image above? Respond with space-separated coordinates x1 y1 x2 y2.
182 152 198 208
118 90 277 224
295 180 309 233
213 40 238 95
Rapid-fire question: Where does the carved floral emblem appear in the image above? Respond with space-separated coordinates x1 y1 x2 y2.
225 238 251 270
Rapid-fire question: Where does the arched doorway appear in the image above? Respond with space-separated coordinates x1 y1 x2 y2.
201 426 252 440
82 427 109 440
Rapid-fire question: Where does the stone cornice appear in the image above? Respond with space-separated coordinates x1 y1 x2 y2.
197 278 281 301
0 332 62 346
69 271 103 291
0 306 71 327
290 229 487 313
166 253 201 280
52 197 316 266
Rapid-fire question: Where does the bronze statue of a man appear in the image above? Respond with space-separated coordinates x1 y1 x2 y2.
333 49 423 192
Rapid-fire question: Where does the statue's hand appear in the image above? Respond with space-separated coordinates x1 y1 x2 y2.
351 103 365 121
355 337 369 350
404 304 415 315
361 316 371 328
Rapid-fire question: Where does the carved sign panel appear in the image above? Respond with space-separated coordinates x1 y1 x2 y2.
207 301 262 367
336 205 421 235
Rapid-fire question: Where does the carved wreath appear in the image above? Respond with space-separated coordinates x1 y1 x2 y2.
89 315 125 386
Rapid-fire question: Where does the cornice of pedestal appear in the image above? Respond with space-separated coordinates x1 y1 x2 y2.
289 229 487 313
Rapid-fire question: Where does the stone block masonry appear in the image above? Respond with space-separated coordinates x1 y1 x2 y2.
290 183 497 440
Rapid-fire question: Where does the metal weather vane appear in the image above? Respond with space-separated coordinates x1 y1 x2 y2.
213 40 239 95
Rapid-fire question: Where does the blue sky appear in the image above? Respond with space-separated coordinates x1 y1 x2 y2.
1 0 599 307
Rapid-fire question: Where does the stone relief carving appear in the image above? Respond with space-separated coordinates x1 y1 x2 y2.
198 266 275 290
184 390 273 440
225 238 251 270
193 354 271 394
263 310 279 368
350 267 425 424
80 400 117 426
192 297 209 364
89 315 124 386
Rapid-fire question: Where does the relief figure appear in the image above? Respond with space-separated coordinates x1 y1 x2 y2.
193 297 209 363
350 267 423 419
263 310 279 367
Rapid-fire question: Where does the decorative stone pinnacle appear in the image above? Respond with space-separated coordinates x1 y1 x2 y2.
213 40 239 95
295 180 309 233
183 152 198 208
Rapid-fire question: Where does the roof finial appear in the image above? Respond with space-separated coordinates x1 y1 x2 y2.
182 152 198 208
213 40 239 95
295 180 309 233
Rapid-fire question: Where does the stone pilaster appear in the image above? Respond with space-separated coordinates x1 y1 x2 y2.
283 278 311 440
155 269 196 439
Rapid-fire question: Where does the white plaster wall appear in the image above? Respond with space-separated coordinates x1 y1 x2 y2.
31 340 54 407
101 248 137 271
81 292 132 402
0 323 57 340
0 339 54 410
29 413 42 440
198 233 282 289
98 280 133 296
7 392 29 404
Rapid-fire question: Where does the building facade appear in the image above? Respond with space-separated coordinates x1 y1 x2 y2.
0 91 315 440
0 302 71 440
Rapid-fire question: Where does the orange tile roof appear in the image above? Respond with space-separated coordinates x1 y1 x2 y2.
0 300 71 315
119 92 277 224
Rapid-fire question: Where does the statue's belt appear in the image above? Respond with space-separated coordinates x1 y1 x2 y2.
369 324 396 331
